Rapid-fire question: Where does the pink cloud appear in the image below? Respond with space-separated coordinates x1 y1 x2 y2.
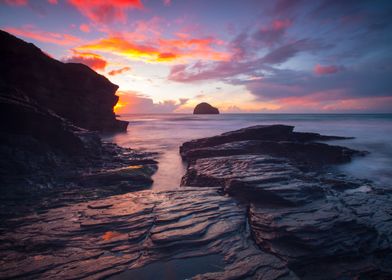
321 96 392 112
68 0 143 24
2 0 27 6
47 0 57 4
314 64 340 75
272 19 292 30
4 26 81 46
79 24 90 33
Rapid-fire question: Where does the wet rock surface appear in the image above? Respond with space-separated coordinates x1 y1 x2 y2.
1 124 391 279
180 125 392 279
0 188 297 280
180 125 360 165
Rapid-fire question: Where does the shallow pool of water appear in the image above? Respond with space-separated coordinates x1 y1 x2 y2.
109 254 225 280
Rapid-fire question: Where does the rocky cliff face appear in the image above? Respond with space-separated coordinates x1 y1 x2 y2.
0 30 127 132
193 102 219 114
0 86 157 216
0 31 154 200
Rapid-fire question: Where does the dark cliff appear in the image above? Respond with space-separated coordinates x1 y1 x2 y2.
0 30 134 192
0 30 127 132
193 102 219 114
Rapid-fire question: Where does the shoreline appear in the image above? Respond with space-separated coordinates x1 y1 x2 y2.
1 124 391 279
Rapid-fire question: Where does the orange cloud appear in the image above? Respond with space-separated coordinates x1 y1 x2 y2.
77 36 164 61
4 26 81 46
114 91 188 114
108 66 131 76
64 50 107 70
79 24 90 33
158 37 230 61
68 0 143 24
77 34 229 63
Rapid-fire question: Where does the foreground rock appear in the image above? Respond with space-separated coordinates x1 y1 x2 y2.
0 31 145 217
0 188 297 280
0 90 157 220
180 124 359 165
193 102 220 114
180 125 392 279
0 29 127 132
1 124 391 279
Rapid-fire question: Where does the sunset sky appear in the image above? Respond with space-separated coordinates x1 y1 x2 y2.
1 0 391 113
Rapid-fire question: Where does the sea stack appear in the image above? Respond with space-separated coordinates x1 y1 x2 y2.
193 102 220 114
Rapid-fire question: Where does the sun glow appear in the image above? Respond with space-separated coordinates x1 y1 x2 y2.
114 100 127 113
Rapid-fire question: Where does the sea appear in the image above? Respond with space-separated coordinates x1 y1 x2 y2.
104 114 392 190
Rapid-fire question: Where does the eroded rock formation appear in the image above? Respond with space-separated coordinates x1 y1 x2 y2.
179 125 392 279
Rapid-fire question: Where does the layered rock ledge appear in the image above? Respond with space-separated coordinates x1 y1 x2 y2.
1 124 391 279
0 188 297 280
180 125 392 279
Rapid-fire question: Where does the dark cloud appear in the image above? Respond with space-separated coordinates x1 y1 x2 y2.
261 39 329 65
108 66 131 76
168 0 392 109
252 19 292 47
168 38 330 82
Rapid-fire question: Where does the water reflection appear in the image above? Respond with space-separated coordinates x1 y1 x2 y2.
110 254 224 280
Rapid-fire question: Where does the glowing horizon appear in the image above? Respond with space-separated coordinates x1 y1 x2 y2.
1 0 391 113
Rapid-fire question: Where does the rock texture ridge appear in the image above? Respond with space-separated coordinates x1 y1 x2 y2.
193 102 220 114
1 124 391 279
0 188 298 280
180 125 392 279
0 29 127 132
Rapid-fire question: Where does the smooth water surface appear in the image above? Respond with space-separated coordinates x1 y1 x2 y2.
110 254 224 280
